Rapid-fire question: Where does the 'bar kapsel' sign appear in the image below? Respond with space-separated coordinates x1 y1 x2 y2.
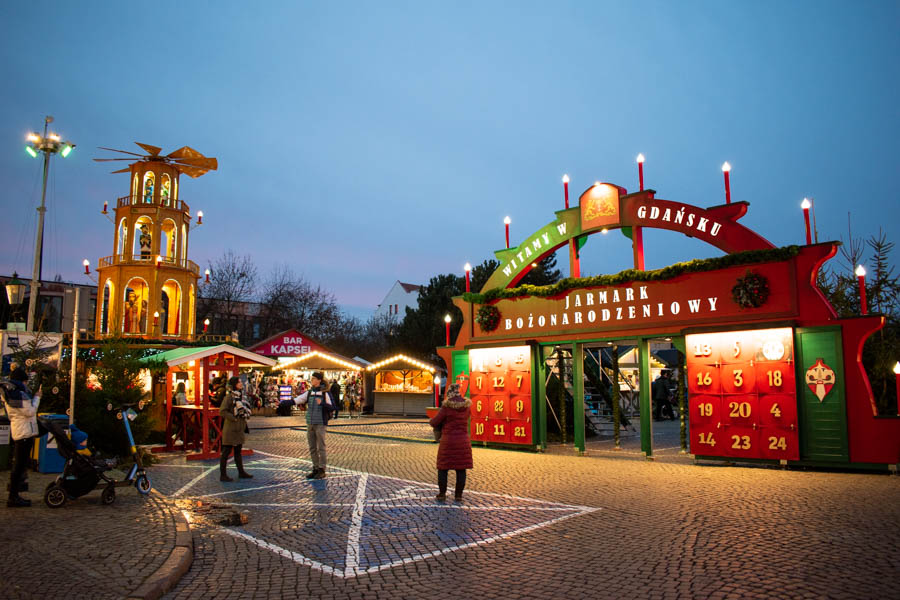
473 261 796 340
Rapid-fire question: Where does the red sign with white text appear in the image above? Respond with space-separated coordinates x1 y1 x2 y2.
248 329 330 358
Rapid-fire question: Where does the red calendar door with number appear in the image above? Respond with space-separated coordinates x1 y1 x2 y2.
686 328 799 461
469 346 532 445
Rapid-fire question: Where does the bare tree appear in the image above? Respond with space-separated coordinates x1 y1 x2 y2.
199 250 258 338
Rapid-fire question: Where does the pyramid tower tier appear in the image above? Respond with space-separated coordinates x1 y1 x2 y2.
94 161 202 340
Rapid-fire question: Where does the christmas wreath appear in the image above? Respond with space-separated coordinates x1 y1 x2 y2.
731 269 769 309
475 305 501 332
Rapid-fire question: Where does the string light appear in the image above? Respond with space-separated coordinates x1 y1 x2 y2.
365 354 435 372
274 350 363 372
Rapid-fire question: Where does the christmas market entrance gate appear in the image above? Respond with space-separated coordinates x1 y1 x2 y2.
437 184 900 469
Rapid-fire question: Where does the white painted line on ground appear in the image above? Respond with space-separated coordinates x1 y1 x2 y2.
191 474 358 499
172 466 217 497
253 450 597 511
344 473 369 573
222 529 341 577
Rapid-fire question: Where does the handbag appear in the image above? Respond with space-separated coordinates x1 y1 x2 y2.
432 424 442 442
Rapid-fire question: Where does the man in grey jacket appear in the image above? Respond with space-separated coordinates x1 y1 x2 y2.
293 372 334 479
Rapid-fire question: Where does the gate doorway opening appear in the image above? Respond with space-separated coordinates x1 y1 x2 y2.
541 338 688 457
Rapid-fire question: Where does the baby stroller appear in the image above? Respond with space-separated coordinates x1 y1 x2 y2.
40 417 120 507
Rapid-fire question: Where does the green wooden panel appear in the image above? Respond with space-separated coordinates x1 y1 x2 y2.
573 342 585 453
451 350 469 395
797 329 848 462
638 338 653 457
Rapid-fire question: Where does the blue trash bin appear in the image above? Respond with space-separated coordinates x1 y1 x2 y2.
35 413 69 473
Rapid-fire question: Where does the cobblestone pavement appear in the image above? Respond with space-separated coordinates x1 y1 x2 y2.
0 469 180 599
161 426 900 600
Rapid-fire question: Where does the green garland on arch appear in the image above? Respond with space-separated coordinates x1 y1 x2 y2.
731 269 770 309
462 245 801 304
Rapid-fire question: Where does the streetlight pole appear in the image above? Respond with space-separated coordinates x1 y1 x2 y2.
24 116 75 332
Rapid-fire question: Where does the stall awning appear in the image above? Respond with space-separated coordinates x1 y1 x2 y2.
273 350 367 372
141 344 278 368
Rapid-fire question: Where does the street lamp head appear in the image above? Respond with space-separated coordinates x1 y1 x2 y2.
5 273 25 306
26 133 40 143
25 146 38 158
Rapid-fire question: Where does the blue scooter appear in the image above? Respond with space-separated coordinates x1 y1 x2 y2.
106 400 152 498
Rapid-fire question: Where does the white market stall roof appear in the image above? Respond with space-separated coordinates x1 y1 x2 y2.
144 344 277 368
365 354 437 373
273 350 367 372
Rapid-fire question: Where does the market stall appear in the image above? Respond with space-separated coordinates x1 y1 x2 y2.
145 344 276 460
271 349 367 417
366 354 438 416
249 330 366 416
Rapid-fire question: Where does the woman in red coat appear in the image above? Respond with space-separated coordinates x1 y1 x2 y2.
429 383 473 502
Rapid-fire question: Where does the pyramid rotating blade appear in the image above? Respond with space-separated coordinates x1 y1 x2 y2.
110 167 132 174
98 146 145 157
135 142 162 156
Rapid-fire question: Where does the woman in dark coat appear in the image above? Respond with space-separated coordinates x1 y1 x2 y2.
429 383 473 502
219 376 252 482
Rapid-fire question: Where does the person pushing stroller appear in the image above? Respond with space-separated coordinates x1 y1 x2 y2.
1 366 42 507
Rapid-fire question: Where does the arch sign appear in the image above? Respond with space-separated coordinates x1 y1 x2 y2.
439 181 900 469
482 186 774 292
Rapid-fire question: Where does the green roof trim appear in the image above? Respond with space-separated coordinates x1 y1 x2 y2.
138 346 219 365
462 245 802 304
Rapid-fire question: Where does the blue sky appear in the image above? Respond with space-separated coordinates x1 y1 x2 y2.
1 1 897 319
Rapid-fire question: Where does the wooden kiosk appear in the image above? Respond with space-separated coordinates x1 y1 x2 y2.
148 344 276 460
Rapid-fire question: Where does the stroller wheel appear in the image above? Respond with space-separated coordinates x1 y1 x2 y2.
101 485 116 505
44 484 67 508
135 474 152 495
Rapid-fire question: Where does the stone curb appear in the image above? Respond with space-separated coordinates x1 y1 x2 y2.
126 492 193 600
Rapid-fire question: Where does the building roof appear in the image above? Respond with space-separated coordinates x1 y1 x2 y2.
398 282 421 294
140 344 277 368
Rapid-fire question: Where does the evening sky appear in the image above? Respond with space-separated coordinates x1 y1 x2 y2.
1 1 897 318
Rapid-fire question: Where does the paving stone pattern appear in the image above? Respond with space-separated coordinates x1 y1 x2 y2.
0 470 178 599
162 426 900 599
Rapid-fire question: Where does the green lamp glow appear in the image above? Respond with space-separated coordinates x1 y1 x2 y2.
25 146 38 158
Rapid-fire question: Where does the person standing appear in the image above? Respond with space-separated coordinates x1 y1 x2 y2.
218 376 253 482
652 371 674 421
329 378 342 420
428 383 473 502
293 371 334 479
2 367 42 507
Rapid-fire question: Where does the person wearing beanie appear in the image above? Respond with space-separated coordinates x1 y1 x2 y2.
292 371 334 479
1 367 42 507
428 382 473 502
69 425 91 456
218 375 253 481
